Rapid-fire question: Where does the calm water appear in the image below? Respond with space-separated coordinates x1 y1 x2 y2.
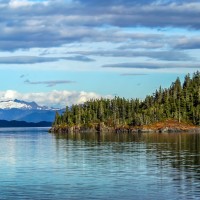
0 128 200 200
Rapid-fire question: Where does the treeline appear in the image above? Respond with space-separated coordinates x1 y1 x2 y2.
54 71 200 127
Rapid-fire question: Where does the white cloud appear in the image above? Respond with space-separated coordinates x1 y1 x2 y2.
9 0 34 8
0 90 112 108
3 90 19 100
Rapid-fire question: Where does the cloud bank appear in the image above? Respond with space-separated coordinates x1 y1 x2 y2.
0 56 94 64
0 0 199 79
0 0 200 51
0 90 112 108
102 62 200 69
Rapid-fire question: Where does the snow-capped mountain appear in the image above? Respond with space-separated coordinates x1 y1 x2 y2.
0 99 64 123
0 99 49 110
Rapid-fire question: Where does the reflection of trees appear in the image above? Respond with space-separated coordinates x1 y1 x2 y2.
51 131 200 197
52 132 144 143
142 132 200 198
51 132 147 163
144 133 200 168
52 131 200 171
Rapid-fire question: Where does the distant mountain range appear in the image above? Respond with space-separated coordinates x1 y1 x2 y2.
0 99 64 123
0 120 52 127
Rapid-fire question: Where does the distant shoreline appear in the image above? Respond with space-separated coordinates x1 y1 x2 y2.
0 120 52 127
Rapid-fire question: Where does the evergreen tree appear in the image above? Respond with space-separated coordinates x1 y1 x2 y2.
53 72 200 127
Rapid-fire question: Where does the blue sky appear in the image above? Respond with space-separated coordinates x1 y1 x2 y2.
0 0 199 107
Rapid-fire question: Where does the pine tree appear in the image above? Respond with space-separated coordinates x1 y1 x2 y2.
52 72 200 127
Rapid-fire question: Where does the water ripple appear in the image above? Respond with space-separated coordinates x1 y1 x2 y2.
0 129 200 199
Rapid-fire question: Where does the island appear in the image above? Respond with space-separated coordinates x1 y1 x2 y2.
49 71 200 134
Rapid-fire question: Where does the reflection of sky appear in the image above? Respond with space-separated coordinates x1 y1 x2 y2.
0 128 200 199
0 137 16 166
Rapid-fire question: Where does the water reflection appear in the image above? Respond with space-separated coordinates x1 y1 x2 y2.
53 131 200 153
52 132 200 182
1 128 200 199
53 132 145 143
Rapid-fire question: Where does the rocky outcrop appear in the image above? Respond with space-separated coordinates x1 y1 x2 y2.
141 120 200 133
49 120 200 134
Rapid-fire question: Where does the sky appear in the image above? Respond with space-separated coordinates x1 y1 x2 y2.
0 0 199 108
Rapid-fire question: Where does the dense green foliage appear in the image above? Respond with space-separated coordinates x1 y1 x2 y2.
54 72 200 127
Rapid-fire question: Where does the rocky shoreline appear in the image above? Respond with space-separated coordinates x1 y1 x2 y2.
49 121 200 134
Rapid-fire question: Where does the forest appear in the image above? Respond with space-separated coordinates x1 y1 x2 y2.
53 71 200 130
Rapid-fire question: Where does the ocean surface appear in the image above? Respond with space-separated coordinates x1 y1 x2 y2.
0 127 200 200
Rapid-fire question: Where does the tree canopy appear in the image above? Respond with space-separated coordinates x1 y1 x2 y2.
53 71 200 128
